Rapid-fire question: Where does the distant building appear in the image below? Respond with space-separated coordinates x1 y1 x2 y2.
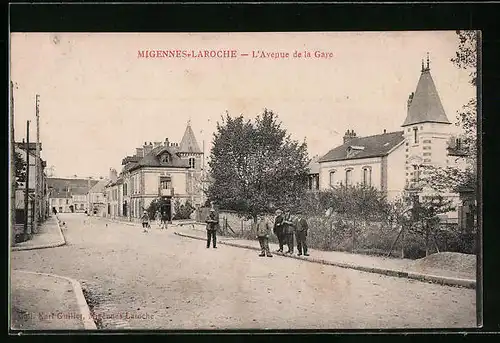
104 122 204 221
47 177 98 213
87 178 109 216
314 57 468 222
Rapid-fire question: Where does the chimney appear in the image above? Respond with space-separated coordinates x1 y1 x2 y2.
343 129 357 144
136 147 144 157
164 138 169 147
383 129 387 134
109 168 118 182
143 142 153 155
407 92 414 110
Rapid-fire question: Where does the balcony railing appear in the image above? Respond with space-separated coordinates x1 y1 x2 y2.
159 188 174 197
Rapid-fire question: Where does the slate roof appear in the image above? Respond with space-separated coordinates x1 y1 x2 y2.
47 178 98 194
402 67 450 126
318 131 405 163
89 179 110 193
15 142 42 152
179 123 202 154
127 145 190 172
50 190 72 199
307 156 321 174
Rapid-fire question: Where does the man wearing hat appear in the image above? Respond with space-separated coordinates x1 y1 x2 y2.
282 209 296 254
141 210 150 233
256 213 273 257
294 210 310 256
205 208 219 249
273 209 285 253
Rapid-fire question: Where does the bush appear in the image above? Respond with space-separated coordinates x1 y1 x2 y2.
173 200 195 220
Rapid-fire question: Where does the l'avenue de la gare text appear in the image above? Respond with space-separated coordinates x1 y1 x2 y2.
137 50 334 59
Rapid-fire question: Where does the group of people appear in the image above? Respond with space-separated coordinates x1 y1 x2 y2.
140 210 169 233
205 208 309 258
257 209 309 258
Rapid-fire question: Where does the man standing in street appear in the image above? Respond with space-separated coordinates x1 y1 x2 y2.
256 213 273 257
282 209 296 255
273 209 285 253
141 210 150 233
205 208 218 249
295 211 310 256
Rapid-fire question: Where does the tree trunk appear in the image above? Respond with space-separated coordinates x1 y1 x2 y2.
424 222 430 257
351 219 356 252
401 224 405 259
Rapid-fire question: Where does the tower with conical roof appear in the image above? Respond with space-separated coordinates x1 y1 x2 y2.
178 120 204 204
402 54 452 187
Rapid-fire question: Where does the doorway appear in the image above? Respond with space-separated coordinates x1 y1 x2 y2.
69 205 74 213
160 197 172 222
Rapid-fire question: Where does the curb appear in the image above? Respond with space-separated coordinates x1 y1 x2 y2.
13 270 97 330
11 216 67 252
174 231 476 289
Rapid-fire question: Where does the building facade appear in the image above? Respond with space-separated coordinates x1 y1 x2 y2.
104 122 204 221
315 57 468 221
13 142 49 239
47 177 98 213
87 178 109 216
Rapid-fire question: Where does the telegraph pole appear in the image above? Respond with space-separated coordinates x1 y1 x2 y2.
10 81 16 242
24 121 30 239
34 94 40 233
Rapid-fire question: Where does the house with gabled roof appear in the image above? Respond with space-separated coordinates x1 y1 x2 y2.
316 56 468 214
105 121 204 221
87 178 109 216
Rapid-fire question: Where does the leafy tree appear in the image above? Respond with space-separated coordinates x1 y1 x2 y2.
172 199 195 220
207 109 309 220
13 151 27 186
146 198 169 221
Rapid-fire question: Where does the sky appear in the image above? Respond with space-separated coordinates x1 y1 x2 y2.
10 31 476 179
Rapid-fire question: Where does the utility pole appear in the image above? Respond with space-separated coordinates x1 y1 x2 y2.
24 120 30 240
34 94 40 233
10 81 16 243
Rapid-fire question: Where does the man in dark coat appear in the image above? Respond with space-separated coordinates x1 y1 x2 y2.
205 209 218 249
256 213 273 257
282 209 295 254
294 211 310 256
273 209 285 253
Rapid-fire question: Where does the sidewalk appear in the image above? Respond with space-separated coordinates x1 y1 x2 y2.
10 270 96 330
12 216 66 251
174 224 476 289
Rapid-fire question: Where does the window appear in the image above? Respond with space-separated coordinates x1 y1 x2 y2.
160 176 172 189
123 183 127 196
80 204 85 209
412 165 420 182
189 157 195 169
413 127 419 144
362 167 372 187
345 169 353 186
423 152 431 156
66 199 69 204
423 139 431 143
423 146 431 150
329 171 336 186
160 153 170 163
424 159 431 163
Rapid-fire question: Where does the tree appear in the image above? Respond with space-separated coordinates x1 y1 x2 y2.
13 151 27 186
207 109 309 220
172 199 195 220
